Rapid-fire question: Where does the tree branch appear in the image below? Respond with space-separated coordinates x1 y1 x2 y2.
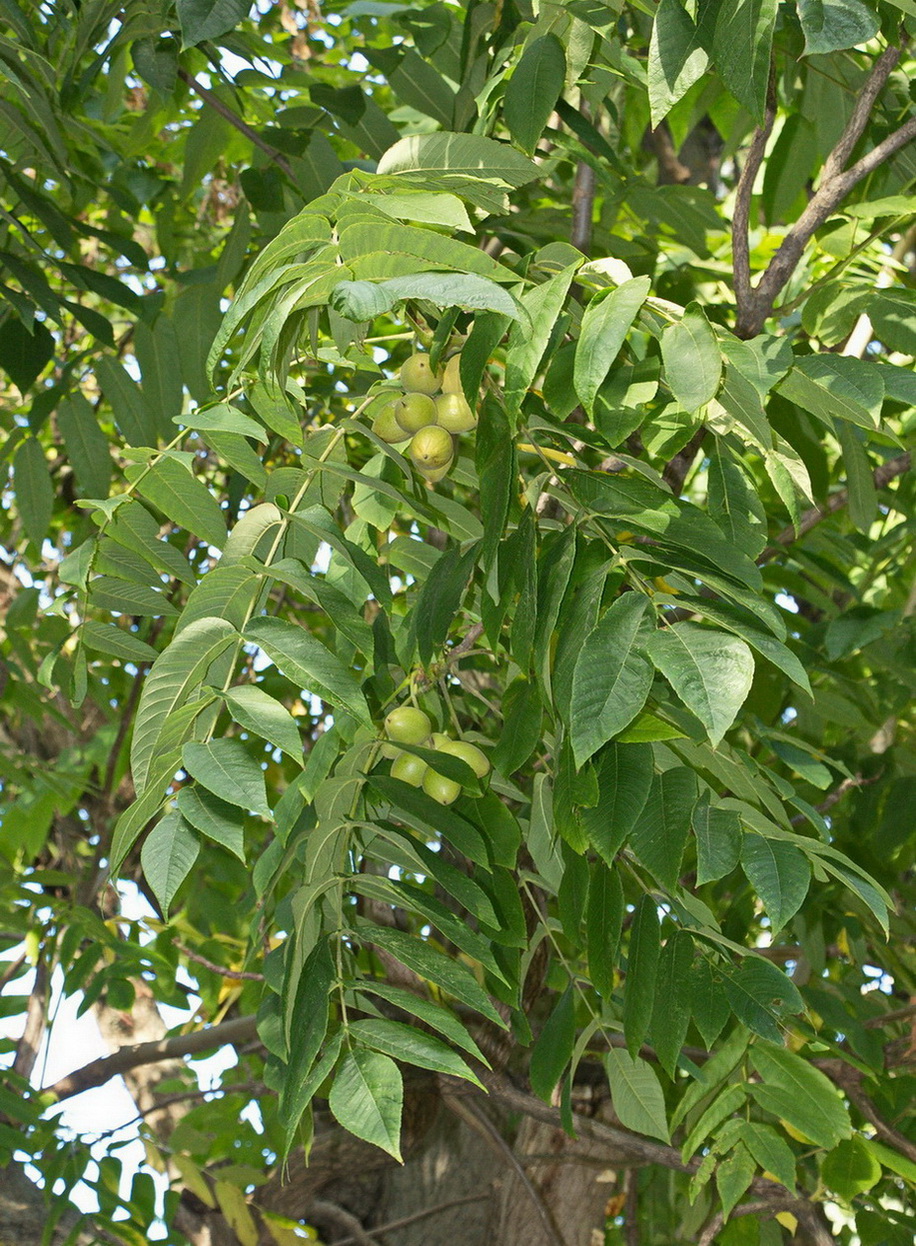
733 78 778 311
13 960 48 1081
177 68 295 181
817 1060 916 1164
176 943 264 982
735 43 915 337
758 452 911 563
662 426 708 496
43 1014 259 1102
571 105 597 255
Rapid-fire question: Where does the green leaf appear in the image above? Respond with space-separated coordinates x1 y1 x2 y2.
661 305 722 413
13 436 53 547
95 356 157 447
623 895 660 1059
329 1048 403 1161
741 833 810 934
180 403 266 441
134 317 183 439
580 743 654 865
574 277 651 414
530 987 576 1101
376 131 538 190
798 0 879 55
749 1043 852 1150
356 982 489 1065
605 1048 670 1142
650 930 694 1078
504 260 582 417
646 624 754 747
175 786 246 861
630 768 698 891
221 684 303 762
57 393 112 500
504 35 567 156
244 616 371 728
476 392 516 568
140 811 199 916
821 1135 882 1199
107 501 196 586
648 0 710 128
0 315 53 391
330 273 522 323
716 1143 756 1220
182 739 272 818
361 923 505 1028
177 0 250 47
707 444 767 559
836 423 876 533
777 355 884 431
279 937 335 1154
80 621 159 664
349 1018 484 1089
130 617 237 794
690 957 732 1048
411 542 479 665
737 1122 796 1190
570 593 654 768
723 959 805 1044
586 862 623 998
128 457 228 550
693 795 742 885
713 0 778 122
89 575 179 618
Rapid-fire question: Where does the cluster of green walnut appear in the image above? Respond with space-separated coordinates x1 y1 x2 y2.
371 351 477 484
382 706 490 805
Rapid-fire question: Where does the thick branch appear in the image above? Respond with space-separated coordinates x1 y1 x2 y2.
735 44 915 337
662 426 708 496
177 68 295 180
44 1014 259 1102
758 451 911 563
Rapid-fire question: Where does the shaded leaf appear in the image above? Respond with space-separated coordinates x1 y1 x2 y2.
140 811 199 916
329 1049 403 1161
605 1048 670 1142
182 739 272 818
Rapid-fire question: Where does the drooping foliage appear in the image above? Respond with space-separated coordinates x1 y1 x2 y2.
1 2 915 1243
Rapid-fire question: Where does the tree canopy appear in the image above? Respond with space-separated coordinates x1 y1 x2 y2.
1 2 915 1244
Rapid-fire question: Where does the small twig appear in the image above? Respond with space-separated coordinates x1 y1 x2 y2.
759 452 911 562
863 1001 916 1029
330 1193 491 1246
176 942 264 981
448 621 485 661
789 772 881 825
177 68 295 180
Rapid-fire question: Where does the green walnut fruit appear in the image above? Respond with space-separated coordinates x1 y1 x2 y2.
384 706 432 745
417 460 453 485
392 752 428 787
441 739 491 779
434 392 477 433
372 400 409 444
394 391 437 434
409 425 454 472
400 352 442 395
440 354 464 395
423 766 461 805
429 731 451 749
